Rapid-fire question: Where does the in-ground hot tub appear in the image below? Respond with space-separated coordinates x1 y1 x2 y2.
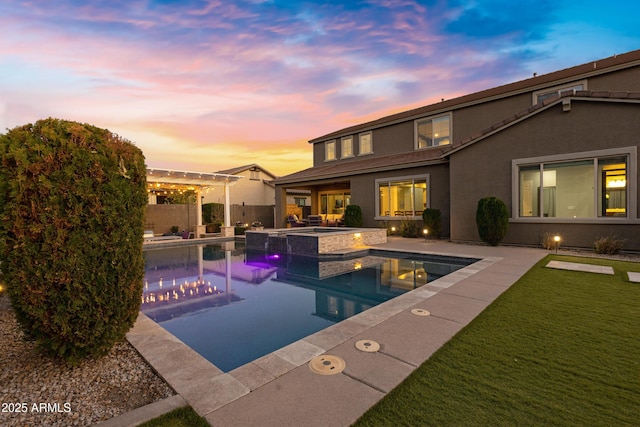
245 227 387 257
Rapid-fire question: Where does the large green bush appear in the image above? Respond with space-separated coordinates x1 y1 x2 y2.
475 197 509 246
344 205 363 227
0 118 147 364
422 208 442 238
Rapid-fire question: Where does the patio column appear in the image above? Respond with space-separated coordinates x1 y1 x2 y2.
195 187 205 238
221 182 234 237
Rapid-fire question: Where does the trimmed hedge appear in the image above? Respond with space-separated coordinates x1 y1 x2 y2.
344 205 363 227
476 197 509 246
0 118 147 364
422 208 442 238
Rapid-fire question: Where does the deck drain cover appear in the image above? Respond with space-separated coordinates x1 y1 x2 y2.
309 355 345 375
355 340 380 353
411 308 431 316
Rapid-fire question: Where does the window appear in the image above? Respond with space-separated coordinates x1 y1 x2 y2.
533 80 586 104
250 170 260 180
376 176 428 218
415 114 451 149
341 136 353 158
514 148 635 220
325 140 336 161
320 192 350 215
294 197 307 207
359 132 373 155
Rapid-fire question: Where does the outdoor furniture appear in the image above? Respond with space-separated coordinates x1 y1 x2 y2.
323 214 340 226
307 215 322 226
287 214 307 227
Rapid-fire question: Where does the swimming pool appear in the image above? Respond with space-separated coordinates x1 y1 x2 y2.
141 240 477 372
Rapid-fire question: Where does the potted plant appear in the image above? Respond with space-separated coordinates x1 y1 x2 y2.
250 221 264 231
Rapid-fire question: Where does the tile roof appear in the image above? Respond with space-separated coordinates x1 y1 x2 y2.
309 49 640 144
274 90 640 184
216 163 278 178
443 90 640 156
273 146 448 184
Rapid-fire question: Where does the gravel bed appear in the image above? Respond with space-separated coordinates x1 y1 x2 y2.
0 294 175 427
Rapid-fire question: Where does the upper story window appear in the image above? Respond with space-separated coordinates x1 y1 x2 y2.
325 140 336 161
532 80 586 104
415 114 451 149
250 170 260 180
341 136 353 158
359 131 373 155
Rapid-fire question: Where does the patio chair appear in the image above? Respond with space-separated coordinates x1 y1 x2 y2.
287 215 307 227
307 215 322 226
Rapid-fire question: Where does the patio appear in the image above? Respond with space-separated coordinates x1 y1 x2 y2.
102 238 547 426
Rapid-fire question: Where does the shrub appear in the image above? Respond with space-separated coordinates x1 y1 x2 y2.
0 118 147 364
594 234 624 255
344 205 363 227
400 218 420 238
422 208 442 238
202 202 224 224
476 197 509 246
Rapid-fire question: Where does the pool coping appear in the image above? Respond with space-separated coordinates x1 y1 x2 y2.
117 239 547 426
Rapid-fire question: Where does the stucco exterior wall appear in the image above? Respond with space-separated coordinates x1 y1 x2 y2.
449 100 640 249
202 173 274 206
345 163 450 233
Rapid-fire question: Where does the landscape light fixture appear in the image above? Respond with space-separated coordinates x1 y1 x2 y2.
423 228 429 241
554 235 561 253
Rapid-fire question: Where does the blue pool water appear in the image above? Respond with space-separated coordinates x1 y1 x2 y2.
141 241 476 372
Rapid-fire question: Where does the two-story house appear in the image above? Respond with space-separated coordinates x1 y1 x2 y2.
273 49 640 250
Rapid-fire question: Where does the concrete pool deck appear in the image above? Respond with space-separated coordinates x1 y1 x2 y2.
104 238 547 426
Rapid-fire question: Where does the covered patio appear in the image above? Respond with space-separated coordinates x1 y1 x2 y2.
146 168 241 238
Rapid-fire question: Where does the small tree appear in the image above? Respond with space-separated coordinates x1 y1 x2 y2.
344 205 363 227
476 197 509 246
0 118 147 364
422 208 442 238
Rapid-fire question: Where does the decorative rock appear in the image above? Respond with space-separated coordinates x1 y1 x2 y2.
0 294 175 427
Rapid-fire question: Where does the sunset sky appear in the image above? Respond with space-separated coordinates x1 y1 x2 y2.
1 1 638 176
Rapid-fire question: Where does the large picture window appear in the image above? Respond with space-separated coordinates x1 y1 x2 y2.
514 148 635 220
376 176 428 218
320 192 350 215
415 114 450 149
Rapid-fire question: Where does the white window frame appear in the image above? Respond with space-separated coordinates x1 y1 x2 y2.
374 174 430 220
325 140 337 162
511 146 637 223
359 131 373 156
414 113 452 150
532 79 587 104
341 136 353 158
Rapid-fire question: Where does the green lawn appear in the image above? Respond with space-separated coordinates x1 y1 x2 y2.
354 255 640 426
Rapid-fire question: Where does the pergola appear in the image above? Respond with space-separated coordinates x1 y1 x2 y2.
146 168 242 237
